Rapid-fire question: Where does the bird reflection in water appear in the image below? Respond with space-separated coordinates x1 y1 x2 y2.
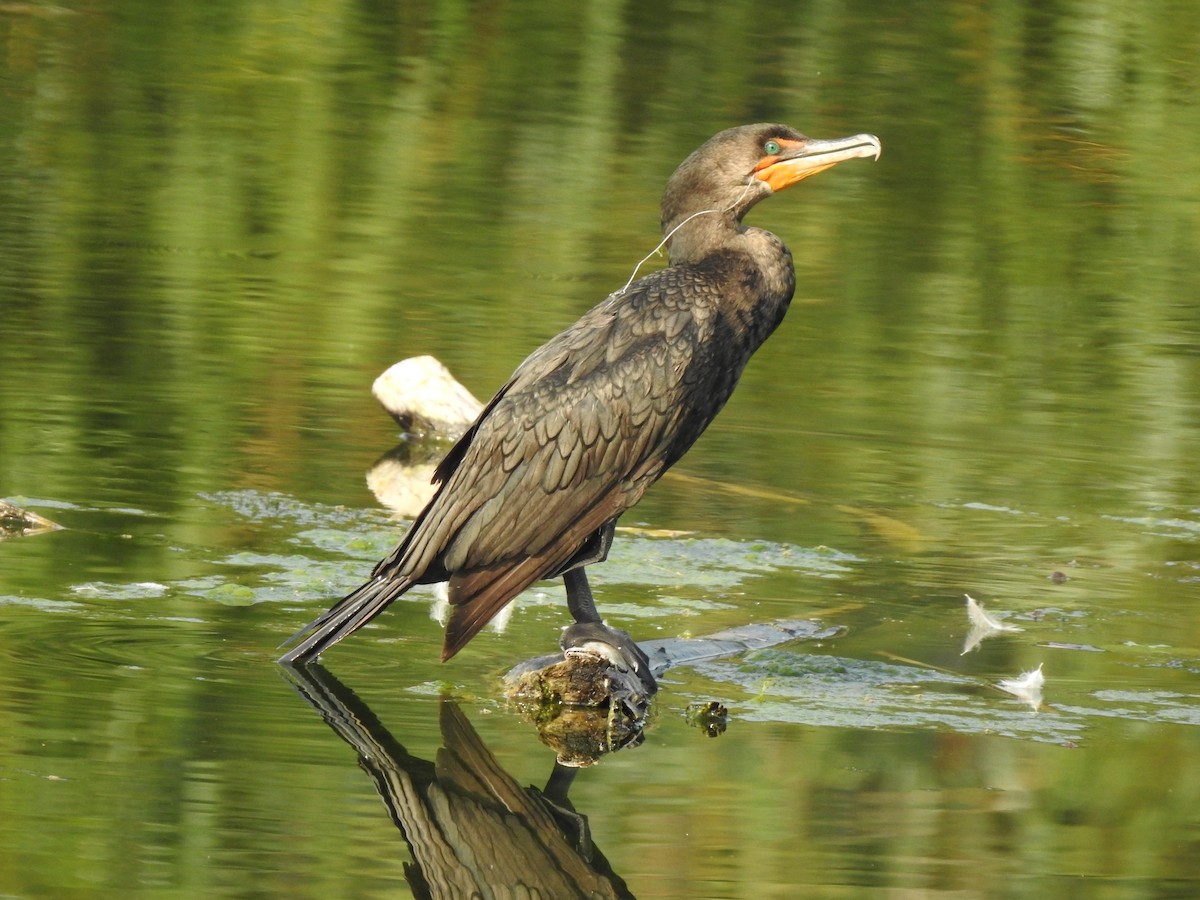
282 663 636 899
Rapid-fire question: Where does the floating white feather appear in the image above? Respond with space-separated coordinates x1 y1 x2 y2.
998 662 1045 711
962 593 1023 655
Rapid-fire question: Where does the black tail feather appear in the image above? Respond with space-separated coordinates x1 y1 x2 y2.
278 576 414 665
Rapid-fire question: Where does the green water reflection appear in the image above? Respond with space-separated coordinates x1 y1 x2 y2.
2 1 1199 896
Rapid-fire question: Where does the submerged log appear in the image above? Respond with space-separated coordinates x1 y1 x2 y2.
505 618 841 765
0 500 61 539
506 618 841 701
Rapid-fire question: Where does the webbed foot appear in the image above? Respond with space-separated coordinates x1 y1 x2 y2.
560 621 658 696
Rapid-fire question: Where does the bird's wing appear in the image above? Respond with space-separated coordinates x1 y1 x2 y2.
422 276 727 656
408 325 683 569
430 367 681 657
282 267 733 664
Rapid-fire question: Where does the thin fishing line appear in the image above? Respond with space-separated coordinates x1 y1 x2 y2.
616 178 758 296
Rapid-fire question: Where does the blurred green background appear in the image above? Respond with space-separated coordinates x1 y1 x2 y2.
2 1 1199 897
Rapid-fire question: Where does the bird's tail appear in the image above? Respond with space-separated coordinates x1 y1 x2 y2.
278 575 414 665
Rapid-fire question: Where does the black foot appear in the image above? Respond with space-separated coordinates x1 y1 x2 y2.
560 621 658 696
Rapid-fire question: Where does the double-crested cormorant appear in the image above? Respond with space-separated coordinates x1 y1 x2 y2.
280 123 881 686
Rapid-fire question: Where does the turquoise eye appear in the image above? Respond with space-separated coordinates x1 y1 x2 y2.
763 139 781 155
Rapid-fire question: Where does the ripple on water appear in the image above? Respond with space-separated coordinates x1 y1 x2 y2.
0 595 213 679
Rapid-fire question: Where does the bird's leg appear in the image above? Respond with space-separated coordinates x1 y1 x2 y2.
555 520 615 576
561 566 657 695
563 566 602 624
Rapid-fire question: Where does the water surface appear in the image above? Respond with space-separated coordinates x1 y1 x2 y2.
2 2 1199 897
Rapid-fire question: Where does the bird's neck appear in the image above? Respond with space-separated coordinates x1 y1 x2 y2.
663 209 740 266
667 219 794 300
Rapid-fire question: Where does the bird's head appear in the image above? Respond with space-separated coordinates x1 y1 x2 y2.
660 124 880 263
